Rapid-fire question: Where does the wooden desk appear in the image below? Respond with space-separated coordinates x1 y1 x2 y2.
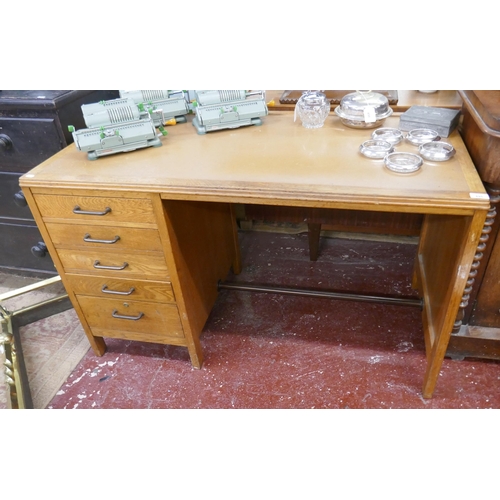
19 112 489 399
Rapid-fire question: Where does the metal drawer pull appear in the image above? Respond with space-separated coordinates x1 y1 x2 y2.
93 260 128 270
112 310 144 321
73 206 111 216
84 234 120 244
101 285 135 295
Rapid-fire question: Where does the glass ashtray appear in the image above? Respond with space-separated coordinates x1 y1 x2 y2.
371 127 403 145
419 141 456 161
405 128 440 146
359 139 394 159
384 152 423 173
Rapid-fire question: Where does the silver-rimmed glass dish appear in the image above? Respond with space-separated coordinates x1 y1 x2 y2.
419 141 456 161
384 152 423 173
406 128 440 146
371 127 403 145
334 91 393 129
359 139 394 159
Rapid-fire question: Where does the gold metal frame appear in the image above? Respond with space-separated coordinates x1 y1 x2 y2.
1 276 69 409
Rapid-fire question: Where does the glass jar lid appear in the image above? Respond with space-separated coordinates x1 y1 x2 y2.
297 90 329 106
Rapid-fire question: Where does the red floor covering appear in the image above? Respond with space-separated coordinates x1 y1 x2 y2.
47 230 500 409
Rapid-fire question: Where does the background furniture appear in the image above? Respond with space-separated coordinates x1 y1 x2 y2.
19 112 488 398
446 91 500 359
0 90 119 277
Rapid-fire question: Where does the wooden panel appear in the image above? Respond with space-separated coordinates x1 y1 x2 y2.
56 248 169 279
161 200 238 338
33 194 157 226
77 296 184 339
417 211 486 398
470 226 500 326
244 205 423 236
65 274 175 303
418 214 471 349
89 327 187 346
45 223 163 252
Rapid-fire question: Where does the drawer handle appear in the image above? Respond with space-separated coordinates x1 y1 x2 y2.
93 260 128 270
73 206 111 216
112 310 144 321
84 234 120 244
101 285 135 296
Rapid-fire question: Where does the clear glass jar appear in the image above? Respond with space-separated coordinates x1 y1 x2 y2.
294 91 331 129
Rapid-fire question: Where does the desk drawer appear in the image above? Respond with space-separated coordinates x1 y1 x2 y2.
66 274 175 303
45 223 163 252
77 296 185 340
57 248 169 279
33 194 157 226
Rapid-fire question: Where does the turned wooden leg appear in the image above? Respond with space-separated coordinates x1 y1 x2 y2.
308 223 322 261
452 185 500 333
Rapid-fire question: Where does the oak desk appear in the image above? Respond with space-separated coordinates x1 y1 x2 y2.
19 112 489 399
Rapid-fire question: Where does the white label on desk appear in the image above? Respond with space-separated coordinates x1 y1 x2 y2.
469 193 489 199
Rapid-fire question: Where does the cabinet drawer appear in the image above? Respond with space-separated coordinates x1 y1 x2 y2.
66 274 175 303
0 117 63 172
77 296 184 339
57 248 169 279
45 223 163 252
33 194 157 226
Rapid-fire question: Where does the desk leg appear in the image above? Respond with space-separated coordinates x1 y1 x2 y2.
230 204 242 274
416 211 487 398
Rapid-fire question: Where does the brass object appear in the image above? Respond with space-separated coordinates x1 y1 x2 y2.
0 276 71 409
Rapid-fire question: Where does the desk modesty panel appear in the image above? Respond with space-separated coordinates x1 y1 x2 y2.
20 112 489 399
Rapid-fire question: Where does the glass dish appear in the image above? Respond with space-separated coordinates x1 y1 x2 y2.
294 90 331 129
371 127 403 145
334 91 393 129
359 139 394 159
406 128 440 146
419 141 456 161
384 152 423 173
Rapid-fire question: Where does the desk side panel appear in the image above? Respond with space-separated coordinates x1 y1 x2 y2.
418 210 487 397
156 199 238 366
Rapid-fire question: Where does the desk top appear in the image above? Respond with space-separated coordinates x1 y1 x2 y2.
21 112 488 215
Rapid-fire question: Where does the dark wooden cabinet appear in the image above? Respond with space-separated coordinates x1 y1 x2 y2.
0 90 119 277
444 91 500 360
458 91 500 329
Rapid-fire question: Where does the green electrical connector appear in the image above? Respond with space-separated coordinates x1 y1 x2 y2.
68 125 75 132
159 126 168 136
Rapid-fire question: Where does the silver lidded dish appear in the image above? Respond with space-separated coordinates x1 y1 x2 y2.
406 128 440 146
334 91 393 129
371 127 403 145
419 141 456 161
359 139 394 159
384 152 423 173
